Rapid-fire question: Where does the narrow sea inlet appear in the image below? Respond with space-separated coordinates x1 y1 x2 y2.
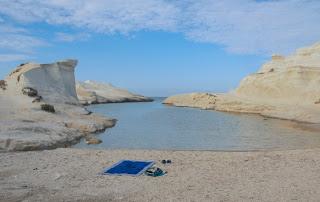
75 98 320 151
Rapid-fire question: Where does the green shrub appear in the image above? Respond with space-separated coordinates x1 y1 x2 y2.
41 104 55 113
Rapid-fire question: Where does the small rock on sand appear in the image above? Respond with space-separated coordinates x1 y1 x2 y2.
85 136 103 145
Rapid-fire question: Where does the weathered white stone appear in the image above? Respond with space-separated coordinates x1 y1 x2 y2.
0 60 116 152
164 42 320 123
76 80 153 105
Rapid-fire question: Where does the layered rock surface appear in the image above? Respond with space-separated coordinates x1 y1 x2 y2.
164 42 320 123
76 80 153 105
0 60 116 152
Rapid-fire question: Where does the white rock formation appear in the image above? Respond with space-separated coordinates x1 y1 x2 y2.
76 80 153 105
0 60 116 152
164 42 320 123
7 60 79 104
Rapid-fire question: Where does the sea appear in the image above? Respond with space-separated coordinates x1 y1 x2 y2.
74 97 320 151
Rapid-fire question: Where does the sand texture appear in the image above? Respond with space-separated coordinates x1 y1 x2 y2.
1 148 320 202
76 80 153 105
164 42 320 123
0 60 116 152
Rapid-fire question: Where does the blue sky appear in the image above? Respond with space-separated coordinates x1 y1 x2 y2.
0 0 319 96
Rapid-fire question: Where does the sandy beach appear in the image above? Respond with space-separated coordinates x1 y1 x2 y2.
2 148 320 202
2 57 320 201
0 3 319 201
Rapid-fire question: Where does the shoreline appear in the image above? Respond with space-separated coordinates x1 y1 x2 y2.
164 103 320 132
163 42 320 125
163 96 320 124
0 60 117 152
72 101 320 152
71 147 320 153
2 147 320 201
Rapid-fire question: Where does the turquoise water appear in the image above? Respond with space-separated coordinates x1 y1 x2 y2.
75 97 320 151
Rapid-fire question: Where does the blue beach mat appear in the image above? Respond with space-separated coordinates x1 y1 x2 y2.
103 160 155 176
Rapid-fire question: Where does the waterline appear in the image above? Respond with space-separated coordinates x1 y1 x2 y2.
74 98 320 151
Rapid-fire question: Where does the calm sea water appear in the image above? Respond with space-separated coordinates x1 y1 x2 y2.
75 97 320 151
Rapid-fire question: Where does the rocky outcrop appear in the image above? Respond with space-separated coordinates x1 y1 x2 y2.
8 60 79 104
76 80 153 105
164 42 320 123
0 60 116 152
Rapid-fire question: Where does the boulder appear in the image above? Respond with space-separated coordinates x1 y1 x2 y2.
85 136 103 145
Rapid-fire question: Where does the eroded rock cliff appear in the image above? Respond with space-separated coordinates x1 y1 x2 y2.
164 42 320 123
76 80 153 105
0 60 116 152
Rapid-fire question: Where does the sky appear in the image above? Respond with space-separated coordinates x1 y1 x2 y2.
0 0 319 96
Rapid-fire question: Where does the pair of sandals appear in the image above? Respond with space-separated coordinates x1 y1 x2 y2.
145 160 172 177
161 159 172 164
145 167 167 177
